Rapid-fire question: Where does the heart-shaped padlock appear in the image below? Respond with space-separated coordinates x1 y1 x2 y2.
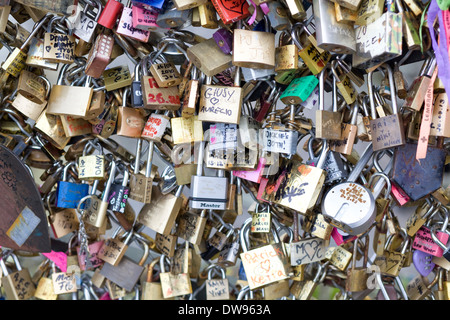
412 250 435 277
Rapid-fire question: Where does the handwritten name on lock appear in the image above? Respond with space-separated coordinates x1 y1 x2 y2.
199 86 242 124
324 246 352 271
207 279 229 300
240 243 288 289
251 210 270 233
371 116 403 149
44 34 75 62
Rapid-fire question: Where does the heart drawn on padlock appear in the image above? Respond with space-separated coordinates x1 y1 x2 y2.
210 97 220 105
259 259 271 272
45 46 52 52
218 0 247 14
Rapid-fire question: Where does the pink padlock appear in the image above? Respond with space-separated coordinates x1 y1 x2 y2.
331 227 356 246
116 7 150 42
42 250 68 272
132 5 159 30
233 157 266 183
413 226 449 257
76 241 105 270
257 177 270 203
391 181 410 206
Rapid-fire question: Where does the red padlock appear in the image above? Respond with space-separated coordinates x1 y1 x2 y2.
98 0 124 29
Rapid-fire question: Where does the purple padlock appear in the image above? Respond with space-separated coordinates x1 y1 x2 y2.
213 28 233 55
413 250 435 277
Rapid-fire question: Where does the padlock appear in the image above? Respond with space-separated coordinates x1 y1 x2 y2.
140 53 181 110
354 2 402 69
316 69 342 140
368 64 405 151
85 34 114 79
150 61 182 88
355 0 385 26
205 265 230 300
233 18 275 69
132 5 159 30
100 237 149 292
46 64 93 118
43 15 76 64
291 262 328 300
85 160 118 228
77 141 105 181
2 14 51 77
201 223 235 261
430 92 450 137
16 70 47 104
173 0 207 10
116 5 150 42
213 27 233 55
0 253 36 300
330 59 356 105
266 1 290 31
239 218 290 290
198 70 243 125
98 0 124 29
47 191 79 239
56 162 90 209
322 143 376 235
330 103 359 156
51 262 77 295
187 37 232 77
413 207 450 257
141 257 173 300
312 0 356 54
346 235 369 292
98 227 134 266
374 230 411 277
34 261 57 300
307 137 348 186
103 65 133 92
190 140 228 210
333 2 357 23
131 62 144 108
138 185 183 235
155 5 192 29
117 88 145 138
284 0 306 20
159 254 192 299
73 0 102 43
217 229 240 268
129 139 155 203
198 1 218 29
175 209 208 245
279 75 319 105
181 66 200 118
210 0 249 24
403 56 437 112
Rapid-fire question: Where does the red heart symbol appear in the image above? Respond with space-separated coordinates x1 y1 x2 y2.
260 259 271 272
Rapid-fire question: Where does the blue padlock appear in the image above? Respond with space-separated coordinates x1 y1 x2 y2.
56 162 89 209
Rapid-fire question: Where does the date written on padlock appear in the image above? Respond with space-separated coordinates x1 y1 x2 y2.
143 77 181 109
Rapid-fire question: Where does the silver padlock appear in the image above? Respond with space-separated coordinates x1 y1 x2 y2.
312 0 356 54
321 143 376 235
190 141 228 210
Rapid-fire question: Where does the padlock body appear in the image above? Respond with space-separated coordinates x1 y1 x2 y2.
190 176 228 210
322 182 376 235
413 226 449 257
